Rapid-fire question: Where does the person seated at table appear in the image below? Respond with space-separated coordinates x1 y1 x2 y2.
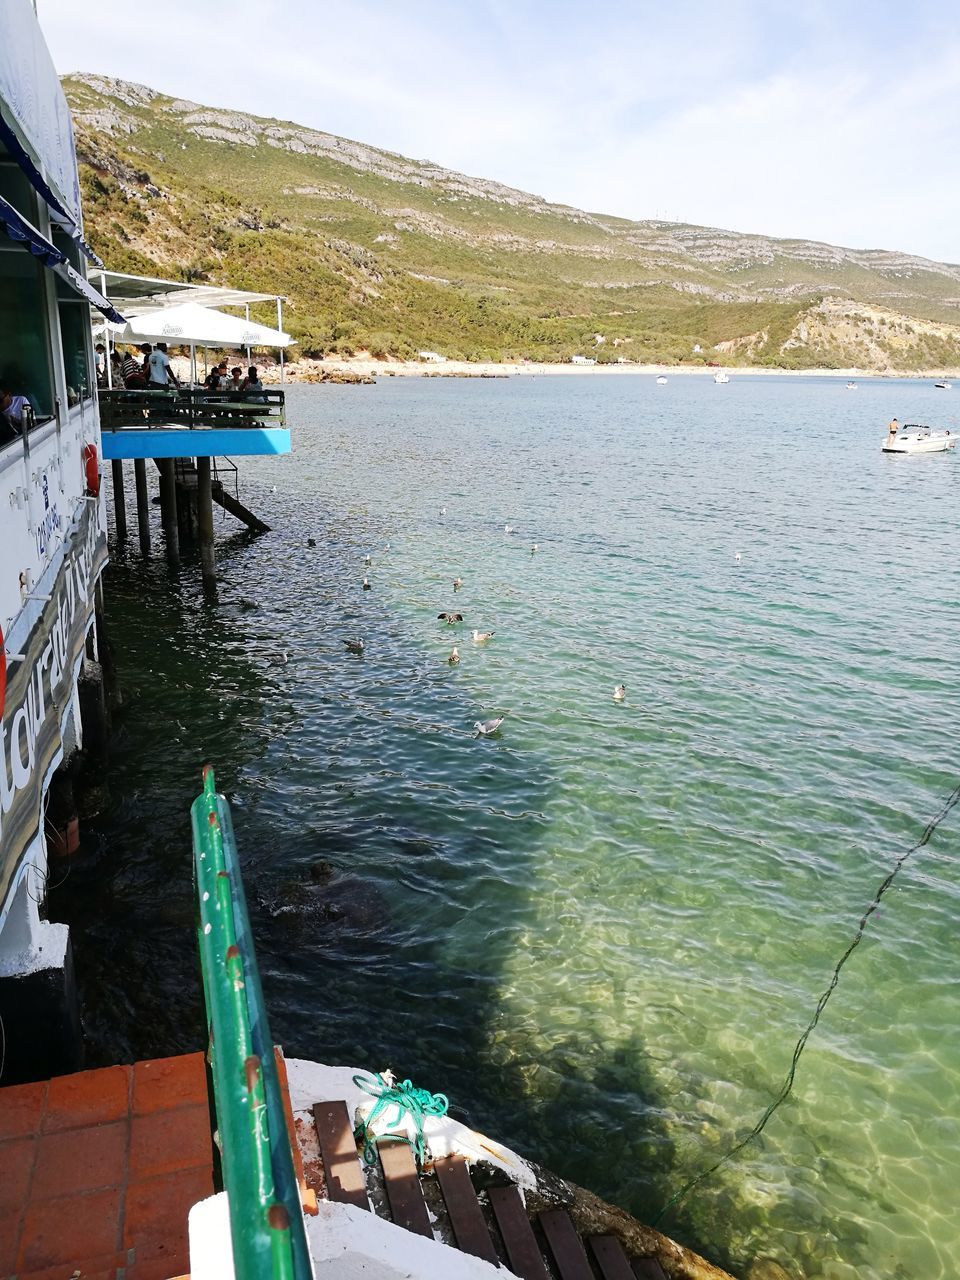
146 341 180 390
0 386 37 443
121 348 146 388
225 366 245 397
204 361 228 391
240 365 267 401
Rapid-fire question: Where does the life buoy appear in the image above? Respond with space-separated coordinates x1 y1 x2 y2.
83 443 100 497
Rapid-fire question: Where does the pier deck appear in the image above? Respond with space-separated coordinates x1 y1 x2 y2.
0 1053 213 1280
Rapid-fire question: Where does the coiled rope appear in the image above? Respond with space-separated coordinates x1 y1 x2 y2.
352 1071 449 1167
654 778 960 1224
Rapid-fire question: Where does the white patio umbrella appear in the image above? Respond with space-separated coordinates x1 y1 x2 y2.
116 301 295 383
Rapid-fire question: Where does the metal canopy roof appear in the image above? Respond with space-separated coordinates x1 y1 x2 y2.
90 268 282 315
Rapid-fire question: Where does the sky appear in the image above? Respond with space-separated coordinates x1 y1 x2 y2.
38 0 960 263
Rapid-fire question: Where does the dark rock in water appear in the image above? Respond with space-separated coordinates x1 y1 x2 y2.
307 538 317 547
746 1261 794 1280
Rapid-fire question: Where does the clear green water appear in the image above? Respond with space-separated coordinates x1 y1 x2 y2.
62 376 959 1278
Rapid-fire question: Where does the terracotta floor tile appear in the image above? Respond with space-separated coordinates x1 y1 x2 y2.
16 1187 122 1270
0 1079 46 1140
0 1210 22 1274
15 1262 122 1280
0 1134 37 1213
43 1066 131 1133
32 1121 129 1198
129 1106 211 1182
123 1166 213 1256
132 1053 207 1116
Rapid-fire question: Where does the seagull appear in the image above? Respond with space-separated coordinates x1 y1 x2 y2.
473 629 494 644
271 486 277 493
474 716 505 737
385 542 391 550
613 684 627 702
531 543 539 554
453 577 463 591
438 611 463 624
448 646 460 665
267 650 289 666
362 577 372 590
735 551 742 564
343 638 364 654
504 524 515 534
363 554 372 565
439 506 447 516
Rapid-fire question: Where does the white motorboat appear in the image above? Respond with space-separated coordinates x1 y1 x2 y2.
655 375 668 385
714 370 730 384
882 423 957 454
846 381 857 390
934 380 952 389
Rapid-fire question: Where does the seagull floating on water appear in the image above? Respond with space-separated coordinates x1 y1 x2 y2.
531 543 539 554
474 715 505 737
613 684 627 702
362 577 372 590
473 629 495 644
735 551 742 564
343 638 365 654
439 506 447 516
453 577 463 591
504 524 515 534
363 554 372 565
448 646 460 665
438 611 463 624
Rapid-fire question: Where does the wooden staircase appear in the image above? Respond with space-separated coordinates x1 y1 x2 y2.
309 1098 669 1280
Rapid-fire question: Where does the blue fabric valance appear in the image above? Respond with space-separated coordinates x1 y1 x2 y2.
0 194 125 323
0 112 104 269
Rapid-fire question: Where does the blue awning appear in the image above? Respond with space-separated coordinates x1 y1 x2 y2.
0 113 104 269
0 194 125 324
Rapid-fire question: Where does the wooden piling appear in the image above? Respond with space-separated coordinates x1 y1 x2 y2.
111 460 127 540
158 458 179 562
197 456 216 585
134 458 151 555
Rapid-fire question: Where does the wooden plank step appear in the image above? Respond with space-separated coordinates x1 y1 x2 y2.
487 1185 549 1280
312 1100 369 1209
539 1208 594 1280
632 1257 669 1280
589 1234 635 1280
434 1155 499 1266
378 1139 433 1238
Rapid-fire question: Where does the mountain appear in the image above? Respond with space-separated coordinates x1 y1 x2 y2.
65 74 960 372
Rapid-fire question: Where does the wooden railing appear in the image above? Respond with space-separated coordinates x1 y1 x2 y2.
99 387 285 431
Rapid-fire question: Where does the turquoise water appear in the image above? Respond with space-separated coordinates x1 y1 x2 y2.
62 376 960 1278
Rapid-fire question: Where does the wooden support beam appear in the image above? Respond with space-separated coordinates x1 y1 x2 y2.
197 456 215 586
212 483 271 533
158 458 179 562
134 458 151 556
110 460 127 540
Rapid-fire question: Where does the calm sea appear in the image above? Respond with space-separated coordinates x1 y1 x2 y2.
56 375 960 1279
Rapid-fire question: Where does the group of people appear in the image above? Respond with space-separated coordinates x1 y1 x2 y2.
106 344 267 400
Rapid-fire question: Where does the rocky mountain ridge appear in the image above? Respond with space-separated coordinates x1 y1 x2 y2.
65 73 960 370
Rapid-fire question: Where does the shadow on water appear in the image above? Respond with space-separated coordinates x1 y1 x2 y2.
49 467 869 1280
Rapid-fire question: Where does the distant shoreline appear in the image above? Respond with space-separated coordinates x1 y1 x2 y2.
269 356 959 383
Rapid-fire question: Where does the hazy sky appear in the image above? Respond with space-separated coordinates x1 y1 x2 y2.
38 0 960 263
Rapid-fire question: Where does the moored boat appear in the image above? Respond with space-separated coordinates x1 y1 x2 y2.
847 381 857 390
714 370 730 384
655 375 668 385
934 380 951 389
882 423 957 453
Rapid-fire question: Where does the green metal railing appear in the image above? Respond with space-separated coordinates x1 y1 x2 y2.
191 766 311 1280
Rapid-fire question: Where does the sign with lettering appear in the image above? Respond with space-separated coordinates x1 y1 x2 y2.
0 500 107 917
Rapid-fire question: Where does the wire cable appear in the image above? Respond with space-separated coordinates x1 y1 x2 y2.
654 778 960 1224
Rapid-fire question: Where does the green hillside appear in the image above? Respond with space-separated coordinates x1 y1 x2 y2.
65 74 960 371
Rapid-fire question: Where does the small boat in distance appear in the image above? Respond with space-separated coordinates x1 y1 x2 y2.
656 375 668 385
714 370 730 384
846 381 857 390
934 380 952 389
882 424 957 454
